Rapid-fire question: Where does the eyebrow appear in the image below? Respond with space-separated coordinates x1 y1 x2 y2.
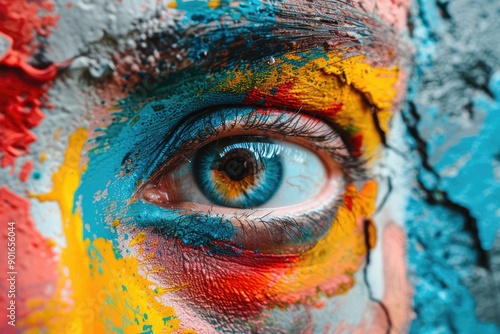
134 0 397 72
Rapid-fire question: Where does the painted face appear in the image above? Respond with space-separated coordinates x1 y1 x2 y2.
0 0 414 333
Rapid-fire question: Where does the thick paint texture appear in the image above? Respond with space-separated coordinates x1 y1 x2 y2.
0 187 58 334
406 0 500 331
69 2 401 324
0 0 58 168
228 52 399 157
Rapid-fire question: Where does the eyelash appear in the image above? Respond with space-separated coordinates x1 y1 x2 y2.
132 105 369 253
144 105 367 186
149 202 342 254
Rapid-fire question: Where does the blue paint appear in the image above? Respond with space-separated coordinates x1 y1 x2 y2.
129 201 236 250
77 88 244 250
165 0 280 66
406 0 500 331
434 73 500 250
405 183 500 333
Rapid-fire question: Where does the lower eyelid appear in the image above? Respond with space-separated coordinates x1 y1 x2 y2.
137 160 345 253
130 198 341 255
133 107 358 253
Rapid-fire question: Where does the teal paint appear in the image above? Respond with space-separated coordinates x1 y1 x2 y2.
406 0 500 330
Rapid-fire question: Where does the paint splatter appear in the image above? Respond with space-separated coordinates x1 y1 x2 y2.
0 0 58 168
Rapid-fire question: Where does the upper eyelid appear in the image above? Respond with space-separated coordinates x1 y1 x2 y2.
155 103 350 155
139 105 367 189
129 1 394 73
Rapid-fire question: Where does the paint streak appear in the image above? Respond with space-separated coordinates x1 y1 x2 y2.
378 223 413 332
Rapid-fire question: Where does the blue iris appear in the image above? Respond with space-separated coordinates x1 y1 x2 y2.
193 136 283 208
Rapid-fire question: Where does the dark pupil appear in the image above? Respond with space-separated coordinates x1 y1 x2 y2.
223 157 248 181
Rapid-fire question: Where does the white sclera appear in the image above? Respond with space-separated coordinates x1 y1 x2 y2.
261 142 327 208
170 140 329 209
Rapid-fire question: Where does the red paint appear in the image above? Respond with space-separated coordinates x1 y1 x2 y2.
245 83 303 110
140 235 299 318
244 83 343 117
322 103 343 116
0 1 57 54
0 187 58 332
0 0 58 168
19 160 34 182
0 66 51 168
350 134 363 157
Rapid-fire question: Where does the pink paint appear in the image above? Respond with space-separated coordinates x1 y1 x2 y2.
355 0 410 32
377 223 413 332
0 187 58 332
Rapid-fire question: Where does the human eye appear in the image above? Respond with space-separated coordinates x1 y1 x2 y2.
135 106 365 254
144 136 327 209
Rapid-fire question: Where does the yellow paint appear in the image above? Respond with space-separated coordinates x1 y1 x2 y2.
211 52 399 159
39 151 47 163
25 129 187 333
273 181 378 303
207 0 220 9
129 231 147 246
167 1 177 9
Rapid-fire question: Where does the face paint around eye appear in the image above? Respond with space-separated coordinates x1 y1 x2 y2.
135 106 356 252
50 9 405 328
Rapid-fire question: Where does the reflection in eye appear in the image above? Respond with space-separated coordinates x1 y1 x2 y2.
151 136 327 209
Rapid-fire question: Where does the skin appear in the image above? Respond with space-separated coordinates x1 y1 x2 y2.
0 0 413 333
